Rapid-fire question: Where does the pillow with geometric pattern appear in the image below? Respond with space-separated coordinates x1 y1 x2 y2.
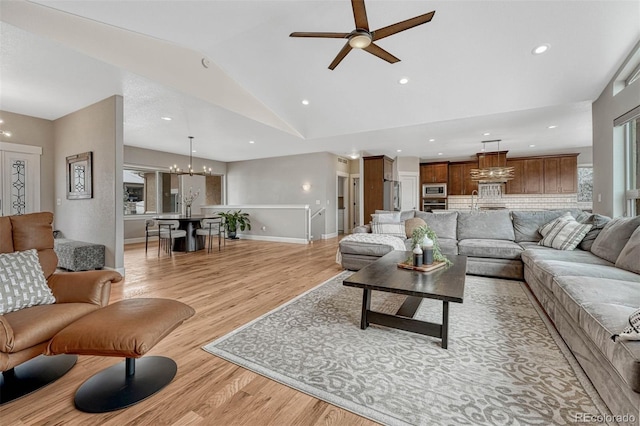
538 213 592 251
0 249 55 315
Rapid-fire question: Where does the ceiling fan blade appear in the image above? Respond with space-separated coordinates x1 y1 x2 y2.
372 11 435 41
329 42 353 70
363 43 400 64
290 32 350 38
351 0 369 30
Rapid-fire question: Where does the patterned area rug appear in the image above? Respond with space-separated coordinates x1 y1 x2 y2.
203 271 611 426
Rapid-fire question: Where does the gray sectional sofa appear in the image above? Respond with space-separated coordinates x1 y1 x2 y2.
339 209 640 425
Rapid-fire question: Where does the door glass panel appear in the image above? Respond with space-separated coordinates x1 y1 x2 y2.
10 159 26 215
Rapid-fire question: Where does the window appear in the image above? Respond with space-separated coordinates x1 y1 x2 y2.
625 117 639 216
123 169 179 215
577 166 593 203
616 105 640 217
123 167 224 216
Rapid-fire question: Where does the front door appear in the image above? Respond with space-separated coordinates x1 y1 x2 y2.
0 144 41 216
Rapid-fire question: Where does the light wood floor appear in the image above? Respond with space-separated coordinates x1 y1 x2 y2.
2 238 378 426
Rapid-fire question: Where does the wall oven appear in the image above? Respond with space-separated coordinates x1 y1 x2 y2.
423 183 447 198
423 198 448 212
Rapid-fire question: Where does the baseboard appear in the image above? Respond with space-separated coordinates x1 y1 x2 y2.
127 235 308 245
235 234 309 245
322 232 338 239
104 266 126 276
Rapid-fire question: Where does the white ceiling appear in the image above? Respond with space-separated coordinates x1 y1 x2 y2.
1 0 639 162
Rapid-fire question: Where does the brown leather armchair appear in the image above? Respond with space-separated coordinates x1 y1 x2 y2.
0 212 122 404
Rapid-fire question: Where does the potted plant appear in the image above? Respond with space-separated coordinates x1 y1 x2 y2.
218 210 251 239
410 225 451 265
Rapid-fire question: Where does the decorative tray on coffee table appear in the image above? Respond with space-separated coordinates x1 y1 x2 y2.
397 260 447 272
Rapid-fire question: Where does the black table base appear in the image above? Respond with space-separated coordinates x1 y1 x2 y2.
360 290 450 348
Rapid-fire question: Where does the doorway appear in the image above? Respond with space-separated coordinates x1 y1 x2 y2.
337 173 348 234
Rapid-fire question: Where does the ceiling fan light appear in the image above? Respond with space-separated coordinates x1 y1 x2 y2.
349 34 372 49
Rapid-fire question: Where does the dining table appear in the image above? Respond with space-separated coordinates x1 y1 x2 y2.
153 214 222 252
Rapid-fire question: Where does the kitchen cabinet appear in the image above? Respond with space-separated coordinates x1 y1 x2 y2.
544 155 577 194
505 158 544 194
363 155 394 221
448 161 478 195
420 162 449 184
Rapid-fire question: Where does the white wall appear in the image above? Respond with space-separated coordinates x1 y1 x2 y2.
226 152 338 236
53 96 124 271
592 43 640 217
396 156 420 173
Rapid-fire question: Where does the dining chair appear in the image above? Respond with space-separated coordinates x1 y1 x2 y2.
145 219 160 254
195 218 225 253
157 220 187 257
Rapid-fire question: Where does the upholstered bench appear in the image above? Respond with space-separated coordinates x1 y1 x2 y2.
46 298 195 412
54 238 105 271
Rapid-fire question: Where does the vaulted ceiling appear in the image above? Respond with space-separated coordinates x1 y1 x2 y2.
1 1 639 162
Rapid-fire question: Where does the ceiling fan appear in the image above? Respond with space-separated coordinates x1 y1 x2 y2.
290 0 435 70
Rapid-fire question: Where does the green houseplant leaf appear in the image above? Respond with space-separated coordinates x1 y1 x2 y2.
218 210 252 233
410 224 451 266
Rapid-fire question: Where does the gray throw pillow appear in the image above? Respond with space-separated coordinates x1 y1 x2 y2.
578 214 611 251
538 213 592 250
591 215 640 263
615 226 640 274
0 249 55 315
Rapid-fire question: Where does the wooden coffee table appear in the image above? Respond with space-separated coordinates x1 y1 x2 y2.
343 251 467 349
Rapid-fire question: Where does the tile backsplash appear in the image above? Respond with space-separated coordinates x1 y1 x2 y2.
447 194 593 211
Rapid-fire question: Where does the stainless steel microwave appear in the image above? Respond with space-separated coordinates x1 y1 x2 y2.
422 183 447 198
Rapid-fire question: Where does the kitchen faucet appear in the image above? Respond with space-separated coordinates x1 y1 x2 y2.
471 189 479 211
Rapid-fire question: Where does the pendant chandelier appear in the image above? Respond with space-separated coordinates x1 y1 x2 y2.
169 136 212 176
470 140 515 183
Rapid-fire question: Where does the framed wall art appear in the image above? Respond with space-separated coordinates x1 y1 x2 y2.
66 151 93 199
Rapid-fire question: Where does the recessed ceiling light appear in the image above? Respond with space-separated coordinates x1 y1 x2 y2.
398 77 409 85
548 125 558 129
301 99 310 106
397 149 402 153
483 132 491 136
349 154 359 159
249 140 255 144
161 116 172 121
529 144 536 148
0 119 4 124
437 152 443 156
428 138 435 142
532 44 550 55
192 150 197 153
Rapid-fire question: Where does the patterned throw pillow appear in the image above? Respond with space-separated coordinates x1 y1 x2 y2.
538 214 592 251
371 222 406 239
0 249 55 315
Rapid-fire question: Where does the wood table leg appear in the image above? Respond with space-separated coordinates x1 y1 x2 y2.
361 289 371 329
441 301 449 349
